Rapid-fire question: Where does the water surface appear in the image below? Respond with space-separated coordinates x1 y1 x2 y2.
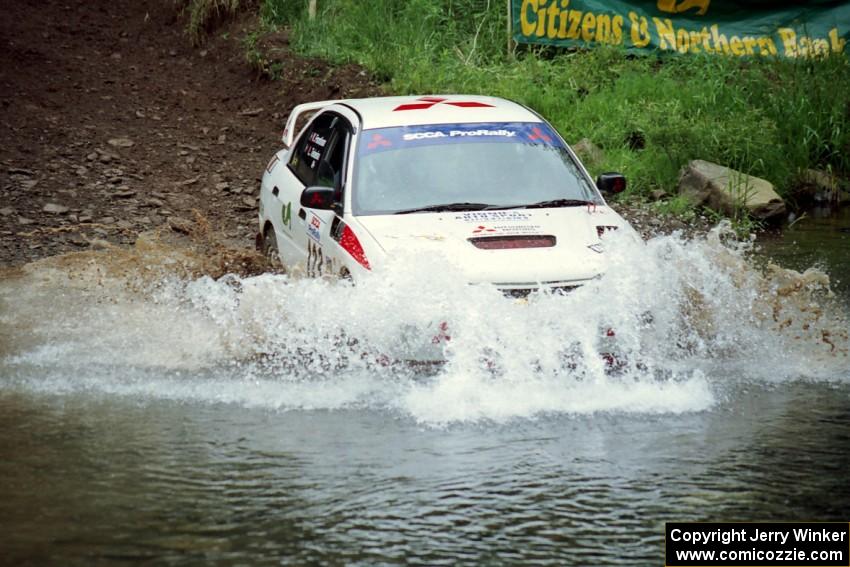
1 224 848 565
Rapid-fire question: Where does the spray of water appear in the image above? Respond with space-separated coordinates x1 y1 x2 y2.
1 223 846 425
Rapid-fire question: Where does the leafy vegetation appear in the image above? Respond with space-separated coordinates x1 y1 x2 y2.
258 0 849 212
243 30 286 80
179 0 242 45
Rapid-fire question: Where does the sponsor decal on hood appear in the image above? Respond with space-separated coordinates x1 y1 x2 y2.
454 210 532 222
471 224 543 235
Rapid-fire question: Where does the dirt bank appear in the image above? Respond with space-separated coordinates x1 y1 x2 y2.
0 0 380 266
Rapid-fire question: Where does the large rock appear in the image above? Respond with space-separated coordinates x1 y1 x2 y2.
678 160 786 221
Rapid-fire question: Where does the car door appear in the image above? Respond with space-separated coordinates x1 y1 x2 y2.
269 112 338 271
304 115 353 278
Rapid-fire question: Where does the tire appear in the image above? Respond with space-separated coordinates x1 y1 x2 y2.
262 228 286 273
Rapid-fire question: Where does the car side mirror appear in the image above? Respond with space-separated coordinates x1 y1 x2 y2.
301 186 336 210
596 172 627 195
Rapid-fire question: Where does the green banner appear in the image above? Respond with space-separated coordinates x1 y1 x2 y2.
511 0 849 58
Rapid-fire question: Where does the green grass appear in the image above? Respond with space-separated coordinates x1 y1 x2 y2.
259 0 850 209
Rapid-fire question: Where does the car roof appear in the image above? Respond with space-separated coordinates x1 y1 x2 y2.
335 95 542 130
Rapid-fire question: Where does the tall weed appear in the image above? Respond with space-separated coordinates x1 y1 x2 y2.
180 0 241 45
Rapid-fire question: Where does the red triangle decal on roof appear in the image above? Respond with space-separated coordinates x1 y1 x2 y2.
445 102 494 108
393 102 437 111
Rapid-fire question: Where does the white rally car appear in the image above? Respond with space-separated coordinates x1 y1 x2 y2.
256 95 632 295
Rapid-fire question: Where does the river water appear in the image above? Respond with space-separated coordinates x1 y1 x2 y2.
1 220 848 565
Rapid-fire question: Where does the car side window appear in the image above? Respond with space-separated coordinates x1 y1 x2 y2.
288 113 336 186
315 119 351 191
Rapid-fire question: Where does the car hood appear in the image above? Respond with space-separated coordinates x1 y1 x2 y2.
355 206 627 285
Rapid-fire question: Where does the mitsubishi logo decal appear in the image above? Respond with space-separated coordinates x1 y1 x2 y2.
528 126 552 143
367 133 392 149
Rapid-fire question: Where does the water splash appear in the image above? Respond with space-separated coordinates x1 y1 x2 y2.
1 224 846 424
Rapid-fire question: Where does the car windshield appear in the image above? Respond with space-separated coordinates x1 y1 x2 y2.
352 122 599 215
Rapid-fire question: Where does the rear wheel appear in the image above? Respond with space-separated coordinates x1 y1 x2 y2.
262 227 285 273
